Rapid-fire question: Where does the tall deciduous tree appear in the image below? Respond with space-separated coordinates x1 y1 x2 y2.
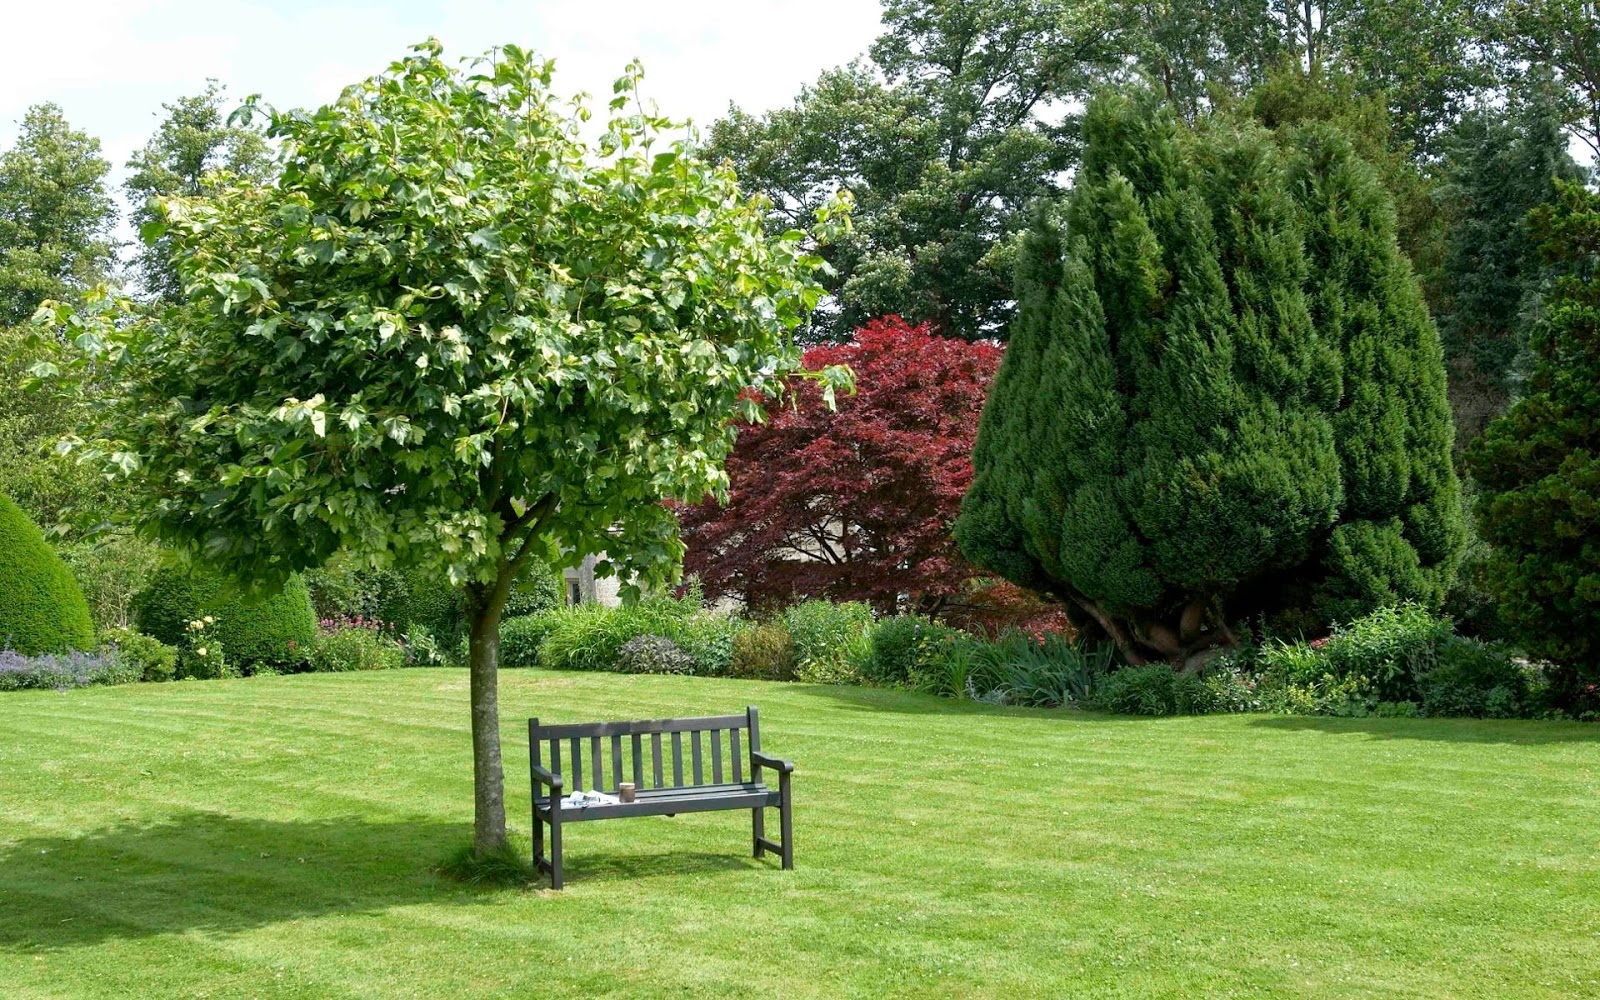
0 104 116 325
1495 0 1600 163
124 82 271 303
956 93 1464 667
708 0 1117 341
1464 180 1600 688
35 42 846 858
678 316 1001 615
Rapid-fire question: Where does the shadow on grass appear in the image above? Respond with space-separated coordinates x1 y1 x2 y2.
1247 714 1600 745
0 811 488 952
0 811 781 952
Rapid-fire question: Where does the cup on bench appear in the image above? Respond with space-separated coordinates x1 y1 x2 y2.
618 782 636 803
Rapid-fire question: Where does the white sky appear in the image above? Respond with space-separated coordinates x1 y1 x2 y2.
1 0 887 242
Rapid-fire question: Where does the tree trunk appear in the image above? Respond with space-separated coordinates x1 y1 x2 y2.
464 584 507 855
1074 592 1238 672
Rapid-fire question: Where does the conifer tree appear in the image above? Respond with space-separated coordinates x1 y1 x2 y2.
1465 180 1600 685
956 93 1464 667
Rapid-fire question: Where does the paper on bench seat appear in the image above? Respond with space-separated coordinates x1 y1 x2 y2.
561 790 620 808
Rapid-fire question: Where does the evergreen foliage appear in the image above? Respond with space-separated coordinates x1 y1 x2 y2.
132 566 317 669
1465 180 1600 682
956 93 1464 666
0 490 95 654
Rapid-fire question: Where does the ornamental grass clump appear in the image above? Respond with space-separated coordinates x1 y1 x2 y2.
0 646 138 691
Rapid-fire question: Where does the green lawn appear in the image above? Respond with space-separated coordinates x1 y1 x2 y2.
1 669 1597 998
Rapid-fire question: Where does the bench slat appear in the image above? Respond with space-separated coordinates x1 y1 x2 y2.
611 735 623 790
692 731 704 785
672 731 684 787
590 736 602 791
652 733 664 788
570 738 582 791
711 729 723 784
551 739 562 789
731 728 742 783
538 715 747 739
632 733 644 787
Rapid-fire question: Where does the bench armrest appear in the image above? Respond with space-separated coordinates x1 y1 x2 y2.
750 750 794 775
532 764 564 791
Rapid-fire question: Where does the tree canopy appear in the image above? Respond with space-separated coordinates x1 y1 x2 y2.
678 316 1002 615
35 40 847 855
0 103 116 326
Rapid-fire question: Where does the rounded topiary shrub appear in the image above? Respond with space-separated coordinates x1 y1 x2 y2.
132 566 317 671
0 491 95 654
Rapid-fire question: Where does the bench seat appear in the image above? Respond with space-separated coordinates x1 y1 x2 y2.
536 781 781 822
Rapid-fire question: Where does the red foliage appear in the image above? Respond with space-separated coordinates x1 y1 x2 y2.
677 317 1004 615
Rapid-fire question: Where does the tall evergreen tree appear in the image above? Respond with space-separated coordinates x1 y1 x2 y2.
1432 83 1586 441
1464 180 1600 686
956 93 1464 666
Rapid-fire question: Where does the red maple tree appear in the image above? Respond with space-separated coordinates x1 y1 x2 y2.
678 316 1009 617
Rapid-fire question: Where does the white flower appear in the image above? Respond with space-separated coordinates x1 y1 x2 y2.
196 647 208 657
203 615 215 624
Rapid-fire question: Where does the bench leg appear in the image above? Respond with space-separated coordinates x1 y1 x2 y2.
778 770 794 870
752 805 765 858
548 811 564 890
532 807 544 873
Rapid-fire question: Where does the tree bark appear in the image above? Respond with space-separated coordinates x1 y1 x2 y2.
464 581 508 855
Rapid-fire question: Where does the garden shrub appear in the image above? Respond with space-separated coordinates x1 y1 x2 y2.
781 601 873 677
1318 603 1454 703
0 646 139 691
174 616 234 680
308 625 406 673
132 566 317 671
0 490 95 654
503 565 566 619
970 631 1113 708
1419 638 1529 719
61 534 163 631
617 634 696 675
730 623 797 680
536 598 698 673
99 627 178 682
1092 665 1214 716
500 613 560 667
674 612 747 677
863 615 962 687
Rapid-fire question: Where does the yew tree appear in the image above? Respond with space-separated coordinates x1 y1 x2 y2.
956 93 1464 667
678 317 1001 614
35 42 846 858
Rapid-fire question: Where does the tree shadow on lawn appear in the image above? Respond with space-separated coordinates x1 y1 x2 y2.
1247 714 1600 745
0 810 775 953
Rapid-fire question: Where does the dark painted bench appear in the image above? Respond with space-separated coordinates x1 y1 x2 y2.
528 705 794 889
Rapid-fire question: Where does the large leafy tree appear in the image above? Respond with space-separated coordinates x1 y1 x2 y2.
708 0 1117 341
0 104 116 325
955 94 1464 667
678 316 1001 615
36 42 846 858
124 82 272 303
1495 0 1600 163
1464 180 1600 686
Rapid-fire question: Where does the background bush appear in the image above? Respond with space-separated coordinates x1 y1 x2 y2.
0 490 95 654
781 601 873 678
863 615 962 687
499 613 559 667
132 567 317 672
308 625 406 673
617 634 696 675
1091 665 1214 716
61 534 163 631
730 623 797 680
99 626 177 682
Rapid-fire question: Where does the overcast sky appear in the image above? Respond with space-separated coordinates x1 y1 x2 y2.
3 0 887 240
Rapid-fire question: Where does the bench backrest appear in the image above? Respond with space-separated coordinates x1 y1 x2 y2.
529 706 763 794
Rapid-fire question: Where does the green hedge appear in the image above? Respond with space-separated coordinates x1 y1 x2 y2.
0 491 94 654
132 567 317 670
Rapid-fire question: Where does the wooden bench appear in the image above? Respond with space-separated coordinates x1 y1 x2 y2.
528 706 794 889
